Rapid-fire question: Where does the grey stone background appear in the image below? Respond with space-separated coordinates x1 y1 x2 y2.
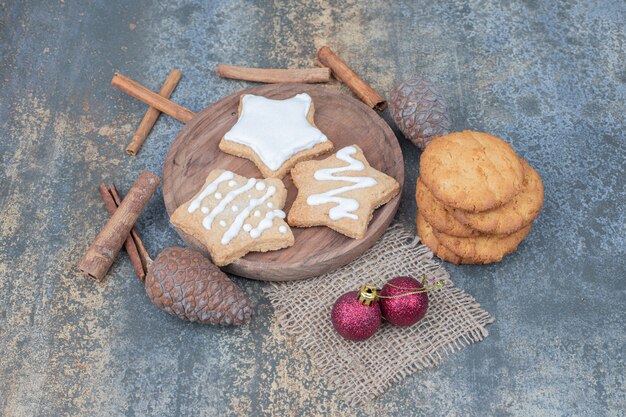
1 0 624 416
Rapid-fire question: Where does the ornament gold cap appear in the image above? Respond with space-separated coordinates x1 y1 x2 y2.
357 285 378 306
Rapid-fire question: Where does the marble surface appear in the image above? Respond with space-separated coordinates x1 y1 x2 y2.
1 1 624 415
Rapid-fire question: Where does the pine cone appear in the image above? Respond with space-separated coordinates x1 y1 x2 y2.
389 76 451 150
145 247 253 325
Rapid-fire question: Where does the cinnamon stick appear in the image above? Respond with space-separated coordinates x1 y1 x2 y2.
78 171 160 281
316 46 387 110
126 70 183 156
98 183 145 281
109 183 152 271
216 64 331 84
111 73 196 123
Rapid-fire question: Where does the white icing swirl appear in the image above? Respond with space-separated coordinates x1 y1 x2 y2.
250 210 286 239
188 171 291 245
221 186 277 244
188 171 234 213
202 178 257 230
306 146 377 220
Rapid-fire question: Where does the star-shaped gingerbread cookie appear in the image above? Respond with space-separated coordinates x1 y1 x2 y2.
288 145 400 239
170 169 294 266
219 93 334 178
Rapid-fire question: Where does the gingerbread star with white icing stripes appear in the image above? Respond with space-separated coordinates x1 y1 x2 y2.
288 145 400 239
170 169 294 266
219 93 334 178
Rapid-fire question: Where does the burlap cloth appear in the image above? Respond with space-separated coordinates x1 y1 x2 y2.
265 224 494 406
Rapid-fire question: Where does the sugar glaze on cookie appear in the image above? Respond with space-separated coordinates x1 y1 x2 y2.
249 210 286 239
188 170 234 213
171 169 294 266
306 146 377 220
186 171 286 245
223 93 328 171
288 144 400 239
222 185 282 244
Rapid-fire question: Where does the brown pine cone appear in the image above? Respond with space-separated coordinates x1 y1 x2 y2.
389 76 451 150
145 247 253 325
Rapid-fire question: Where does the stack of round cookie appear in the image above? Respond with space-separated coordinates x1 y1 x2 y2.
416 131 544 264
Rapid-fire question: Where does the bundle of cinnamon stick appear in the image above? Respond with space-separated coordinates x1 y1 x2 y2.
78 171 159 281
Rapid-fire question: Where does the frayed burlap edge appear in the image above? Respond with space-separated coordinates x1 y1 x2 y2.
265 224 494 406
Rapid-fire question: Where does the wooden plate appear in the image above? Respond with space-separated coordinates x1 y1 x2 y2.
163 83 404 281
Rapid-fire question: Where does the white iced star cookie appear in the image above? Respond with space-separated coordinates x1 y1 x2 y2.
288 145 400 239
219 93 334 178
170 169 294 266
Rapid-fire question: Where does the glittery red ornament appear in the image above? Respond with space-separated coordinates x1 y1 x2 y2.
380 276 429 327
331 287 382 341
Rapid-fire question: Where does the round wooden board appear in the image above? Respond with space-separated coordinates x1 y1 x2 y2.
163 83 404 281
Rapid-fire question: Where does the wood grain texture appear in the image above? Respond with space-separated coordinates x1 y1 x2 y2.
163 83 404 281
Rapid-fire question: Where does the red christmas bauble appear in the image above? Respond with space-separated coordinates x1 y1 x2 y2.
331 289 381 341
380 276 429 327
